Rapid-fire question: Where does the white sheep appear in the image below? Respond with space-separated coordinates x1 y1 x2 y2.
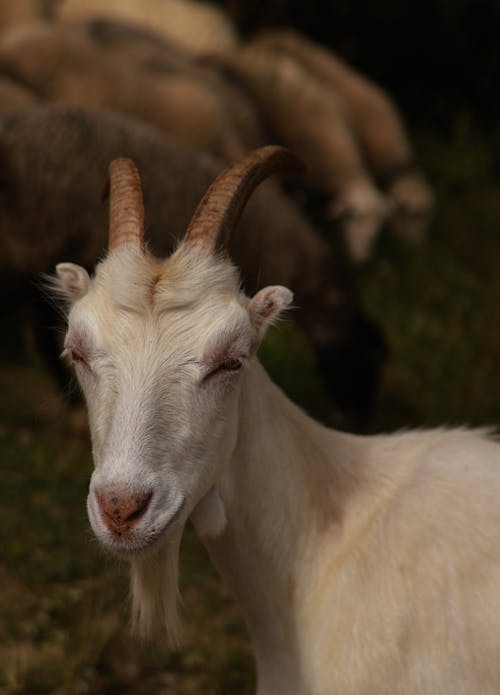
230 43 392 262
0 21 245 161
55 147 500 695
257 30 435 244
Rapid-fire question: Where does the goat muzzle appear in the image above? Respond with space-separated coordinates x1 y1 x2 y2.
95 488 152 537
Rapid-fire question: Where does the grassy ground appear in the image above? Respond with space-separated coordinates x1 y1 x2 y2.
1 119 500 693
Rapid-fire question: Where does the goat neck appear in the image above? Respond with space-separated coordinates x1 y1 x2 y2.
198 360 361 693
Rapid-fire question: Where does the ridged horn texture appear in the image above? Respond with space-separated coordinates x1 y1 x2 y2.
108 158 145 252
184 145 306 252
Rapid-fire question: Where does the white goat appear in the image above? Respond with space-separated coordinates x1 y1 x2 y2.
55 147 500 695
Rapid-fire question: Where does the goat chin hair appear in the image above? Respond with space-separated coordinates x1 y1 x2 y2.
129 524 183 645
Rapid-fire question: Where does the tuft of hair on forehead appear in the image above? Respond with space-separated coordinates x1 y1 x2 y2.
154 242 242 313
93 246 162 314
91 242 242 316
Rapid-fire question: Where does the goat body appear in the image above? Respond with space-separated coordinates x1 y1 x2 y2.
55 149 500 694
206 376 500 694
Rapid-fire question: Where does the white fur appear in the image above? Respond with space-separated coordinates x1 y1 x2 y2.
56 242 500 694
191 485 227 538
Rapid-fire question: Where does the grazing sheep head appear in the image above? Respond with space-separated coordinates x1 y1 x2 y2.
54 146 302 641
328 181 394 263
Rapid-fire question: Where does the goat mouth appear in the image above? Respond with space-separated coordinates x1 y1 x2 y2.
147 496 187 548
93 496 187 557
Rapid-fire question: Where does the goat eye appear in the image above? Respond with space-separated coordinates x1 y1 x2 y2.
220 357 242 371
203 357 243 383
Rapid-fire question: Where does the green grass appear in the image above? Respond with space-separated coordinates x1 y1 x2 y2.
1 120 500 693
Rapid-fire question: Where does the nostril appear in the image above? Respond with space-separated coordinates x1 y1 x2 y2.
96 489 153 534
125 492 152 523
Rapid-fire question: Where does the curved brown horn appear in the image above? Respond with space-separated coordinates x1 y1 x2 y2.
184 145 306 252
107 158 145 252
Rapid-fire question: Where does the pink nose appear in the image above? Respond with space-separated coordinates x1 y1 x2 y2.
96 489 153 536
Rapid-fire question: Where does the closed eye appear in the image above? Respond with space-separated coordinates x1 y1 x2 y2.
203 357 243 382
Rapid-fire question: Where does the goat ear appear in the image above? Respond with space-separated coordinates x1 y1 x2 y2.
248 285 293 345
55 262 90 302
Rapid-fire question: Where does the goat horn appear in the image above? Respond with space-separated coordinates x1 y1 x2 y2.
184 145 306 251
107 158 145 252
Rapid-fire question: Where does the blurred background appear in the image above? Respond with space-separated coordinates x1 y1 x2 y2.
1 0 499 693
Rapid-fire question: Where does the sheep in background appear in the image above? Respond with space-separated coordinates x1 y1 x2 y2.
0 21 245 161
0 17 430 260
0 103 387 423
229 42 392 262
1 4 433 259
0 104 213 277
54 13 429 258
54 148 500 694
56 0 239 56
256 29 435 244
0 102 214 396
62 17 266 153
